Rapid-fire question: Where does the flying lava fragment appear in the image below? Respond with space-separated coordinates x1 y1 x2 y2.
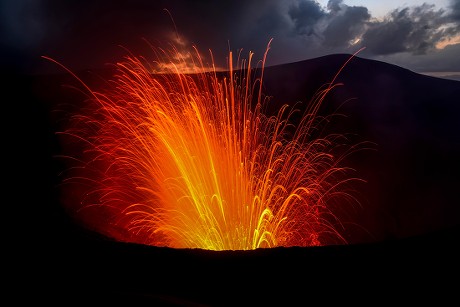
49 41 363 250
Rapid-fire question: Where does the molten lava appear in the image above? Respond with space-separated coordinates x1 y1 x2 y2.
51 42 361 250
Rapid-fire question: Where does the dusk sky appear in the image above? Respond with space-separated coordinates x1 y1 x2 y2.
2 0 459 78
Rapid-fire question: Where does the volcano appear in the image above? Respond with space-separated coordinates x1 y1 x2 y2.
9 54 460 304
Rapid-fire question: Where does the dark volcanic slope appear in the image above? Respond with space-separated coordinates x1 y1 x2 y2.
263 55 460 243
9 55 460 304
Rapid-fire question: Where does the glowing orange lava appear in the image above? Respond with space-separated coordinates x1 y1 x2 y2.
50 41 362 250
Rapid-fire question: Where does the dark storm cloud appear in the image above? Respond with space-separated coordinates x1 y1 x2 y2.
285 0 372 50
450 0 460 20
286 0 371 51
288 0 325 37
322 1 370 48
1 0 459 73
361 4 455 55
285 0 459 58
284 0 460 69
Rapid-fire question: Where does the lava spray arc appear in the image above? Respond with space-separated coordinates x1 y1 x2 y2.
49 41 364 251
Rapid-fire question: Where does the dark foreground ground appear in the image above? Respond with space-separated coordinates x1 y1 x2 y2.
7 54 460 305
17 223 460 305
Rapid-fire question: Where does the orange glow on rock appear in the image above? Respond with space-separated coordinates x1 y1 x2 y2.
50 41 363 250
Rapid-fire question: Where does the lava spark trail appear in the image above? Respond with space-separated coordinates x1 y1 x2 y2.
50 42 362 250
